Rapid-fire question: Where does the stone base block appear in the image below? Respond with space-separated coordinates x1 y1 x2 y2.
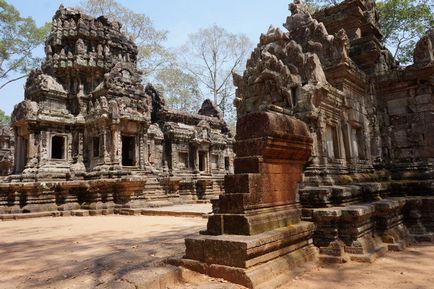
318 240 349 263
180 246 317 289
206 204 301 235
387 240 408 251
381 224 413 251
348 244 388 263
182 222 317 288
344 235 388 263
412 233 434 243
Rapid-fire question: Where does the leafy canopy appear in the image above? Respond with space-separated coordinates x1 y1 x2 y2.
0 0 50 90
0 108 10 124
155 65 201 114
377 0 433 64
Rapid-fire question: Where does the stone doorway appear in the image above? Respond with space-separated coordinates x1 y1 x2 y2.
198 151 207 172
122 136 136 166
15 136 27 172
51 136 65 159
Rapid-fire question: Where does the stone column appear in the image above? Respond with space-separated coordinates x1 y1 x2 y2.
138 133 145 170
193 147 199 173
181 111 318 288
111 124 121 165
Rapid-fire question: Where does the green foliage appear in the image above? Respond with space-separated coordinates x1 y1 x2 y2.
155 65 201 113
0 0 50 90
79 0 172 79
377 0 433 64
0 108 10 124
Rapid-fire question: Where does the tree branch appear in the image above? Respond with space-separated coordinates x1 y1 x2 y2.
0 74 27 91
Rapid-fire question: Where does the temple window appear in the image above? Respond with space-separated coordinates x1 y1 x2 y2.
211 154 218 170
326 126 340 159
147 144 152 162
93 136 101 158
350 127 359 159
291 86 298 107
178 152 189 169
225 157 230 171
122 135 136 166
51 135 66 160
351 127 366 160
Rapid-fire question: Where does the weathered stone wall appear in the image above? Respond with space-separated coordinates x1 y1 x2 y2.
375 31 434 181
0 124 14 176
231 0 433 264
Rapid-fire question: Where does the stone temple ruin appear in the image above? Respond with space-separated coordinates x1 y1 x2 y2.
0 0 433 288
0 6 234 216
0 123 14 176
178 0 434 287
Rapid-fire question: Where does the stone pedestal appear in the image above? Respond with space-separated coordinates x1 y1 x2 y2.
403 197 434 242
421 197 434 233
374 198 412 251
180 112 318 288
312 208 349 263
339 205 388 262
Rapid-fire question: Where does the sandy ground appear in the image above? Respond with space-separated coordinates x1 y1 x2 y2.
0 215 208 289
1 215 434 289
288 244 434 289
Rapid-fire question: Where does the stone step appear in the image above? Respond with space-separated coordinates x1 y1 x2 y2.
0 211 61 221
348 245 388 263
95 265 182 289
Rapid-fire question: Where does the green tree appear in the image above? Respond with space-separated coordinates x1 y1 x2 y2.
179 25 253 120
0 0 50 90
79 0 172 79
155 65 201 113
377 0 433 64
0 109 10 124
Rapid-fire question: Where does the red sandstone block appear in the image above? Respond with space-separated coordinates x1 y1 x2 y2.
224 174 262 194
185 237 206 261
234 157 261 174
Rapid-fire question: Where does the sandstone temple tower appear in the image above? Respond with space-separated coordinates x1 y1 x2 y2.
179 0 433 287
0 6 234 215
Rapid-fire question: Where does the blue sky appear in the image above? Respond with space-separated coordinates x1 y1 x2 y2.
0 0 291 115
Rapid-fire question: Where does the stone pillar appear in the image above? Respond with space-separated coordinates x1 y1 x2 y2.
111 124 121 165
103 128 110 164
138 133 145 170
171 142 178 173
193 147 199 173
181 111 318 289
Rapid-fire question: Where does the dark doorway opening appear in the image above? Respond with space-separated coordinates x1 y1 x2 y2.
16 136 27 173
199 151 207 172
122 136 136 166
93 137 100 158
225 157 230 171
51 136 65 159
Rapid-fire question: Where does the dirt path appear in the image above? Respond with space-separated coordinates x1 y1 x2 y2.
1 215 433 289
288 244 434 289
0 215 206 289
